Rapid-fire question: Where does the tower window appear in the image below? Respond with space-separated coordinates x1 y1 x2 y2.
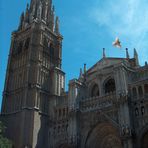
24 38 30 49
44 37 48 47
17 41 23 54
49 43 54 57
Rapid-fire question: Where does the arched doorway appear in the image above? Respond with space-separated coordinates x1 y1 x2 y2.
141 131 148 148
85 123 123 148
104 78 116 94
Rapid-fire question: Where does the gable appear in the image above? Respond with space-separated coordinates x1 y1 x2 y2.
87 58 126 75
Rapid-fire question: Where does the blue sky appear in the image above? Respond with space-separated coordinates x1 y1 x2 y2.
0 0 148 107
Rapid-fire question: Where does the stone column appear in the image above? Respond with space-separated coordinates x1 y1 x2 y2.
68 79 81 147
115 66 133 148
98 74 103 96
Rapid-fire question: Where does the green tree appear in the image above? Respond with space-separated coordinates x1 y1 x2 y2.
0 121 12 148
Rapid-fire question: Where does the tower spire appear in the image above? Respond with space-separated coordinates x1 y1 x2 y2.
134 48 138 57
37 1 42 19
126 48 130 59
24 3 30 23
134 48 139 66
29 0 37 20
51 6 55 31
18 12 24 30
55 16 60 34
17 0 57 31
44 2 48 21
84 64 87 74
46 3 55 31
79 68 83 78
103 48 106 58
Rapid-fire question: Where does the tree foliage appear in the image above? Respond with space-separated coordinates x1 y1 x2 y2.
0 121 12 148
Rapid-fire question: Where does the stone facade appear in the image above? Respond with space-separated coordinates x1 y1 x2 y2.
1 0 148 148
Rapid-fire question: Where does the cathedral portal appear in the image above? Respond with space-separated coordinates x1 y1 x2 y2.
85 123 123 148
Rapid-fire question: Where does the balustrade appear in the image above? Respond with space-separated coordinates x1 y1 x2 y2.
80 93 117 112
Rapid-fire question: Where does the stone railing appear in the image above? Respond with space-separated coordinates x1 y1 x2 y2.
80 93 117 112
131 94 148 102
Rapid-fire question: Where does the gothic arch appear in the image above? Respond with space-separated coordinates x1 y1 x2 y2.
141 131 148 148
85 123 123 148
103 77 116 94
138 86 143 97
49 43 54 57
88 82 99 97
91 84 100 97
24 37 30 49
132 87 137 98
139 125 148 148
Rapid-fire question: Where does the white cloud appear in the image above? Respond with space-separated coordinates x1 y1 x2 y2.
89 0 148 64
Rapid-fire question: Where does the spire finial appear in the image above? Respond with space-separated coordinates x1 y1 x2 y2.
134 48 138 56
52 5 55 12
36 1 42 19
55 16 60 34
84 64 87 74
133 48 139 66
18 12 24 30
24 3 30 24
25 3 29 16
126 48 130 59
79 68 83 78
26 3 29 11
103 48 106 58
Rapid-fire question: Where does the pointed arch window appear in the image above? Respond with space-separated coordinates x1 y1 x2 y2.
44 37 48 48
132 87 137 98
104 78 116 94
24 37 30 49
91 84 99 97
49 43 54 57
17 41 23 54
138 86 143 97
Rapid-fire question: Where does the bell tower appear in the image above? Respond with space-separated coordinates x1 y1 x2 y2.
1 0 65 147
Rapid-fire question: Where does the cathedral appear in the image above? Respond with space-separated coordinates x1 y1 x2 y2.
1 0 148 148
